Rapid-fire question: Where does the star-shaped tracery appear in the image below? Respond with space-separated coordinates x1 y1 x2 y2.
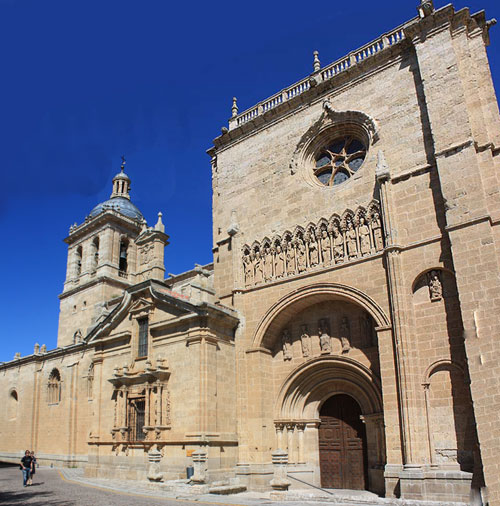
314 137 367 186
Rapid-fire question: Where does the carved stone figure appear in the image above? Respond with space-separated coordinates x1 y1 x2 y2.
333 224 344 262
358 217 371 256
346 219 358 259
308 234 319 267
360 315 376 347
282 329 292 361
300 324 311 358
296 238 307 273
275 244 285 278
318 319 331 354
254 250 263 284
74 329 82 343
340 317 351 354
140 243 154 265
243 251 254 286
263 246 273 281
429 270 442 301
285 241 295 275
321 229 332 264
371 212 384 251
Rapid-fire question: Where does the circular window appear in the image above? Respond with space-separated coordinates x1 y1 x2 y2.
313 136 367 187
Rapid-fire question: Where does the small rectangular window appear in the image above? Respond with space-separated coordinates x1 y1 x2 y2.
138 318 148 358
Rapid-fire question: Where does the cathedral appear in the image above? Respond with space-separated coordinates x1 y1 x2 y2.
2 1 500 504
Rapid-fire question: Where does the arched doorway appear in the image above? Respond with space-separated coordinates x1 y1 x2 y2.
319 394 368 490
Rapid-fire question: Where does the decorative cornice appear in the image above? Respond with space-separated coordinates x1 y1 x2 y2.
65 209 142 244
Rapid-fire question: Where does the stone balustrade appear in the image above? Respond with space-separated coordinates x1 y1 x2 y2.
228 26 406 131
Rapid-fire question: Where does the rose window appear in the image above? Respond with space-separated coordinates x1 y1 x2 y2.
313 137 367 186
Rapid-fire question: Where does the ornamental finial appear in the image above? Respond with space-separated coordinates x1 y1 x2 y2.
313 51 321 72
120 155 126 172
418 0 434 18
232 97 238 118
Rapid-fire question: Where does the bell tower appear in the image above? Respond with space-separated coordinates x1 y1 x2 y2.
57 158 169 347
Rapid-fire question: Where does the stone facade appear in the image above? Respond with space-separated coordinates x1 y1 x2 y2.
1 2 500 504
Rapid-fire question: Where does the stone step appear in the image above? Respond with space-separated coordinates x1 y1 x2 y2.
209 484 247 495
270 489 467 506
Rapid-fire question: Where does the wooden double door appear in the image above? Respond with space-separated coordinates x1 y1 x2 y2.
319 394 368 490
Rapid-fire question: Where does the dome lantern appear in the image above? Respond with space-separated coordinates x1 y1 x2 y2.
110 155 131 200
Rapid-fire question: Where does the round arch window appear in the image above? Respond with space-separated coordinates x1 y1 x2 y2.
313 136 367 187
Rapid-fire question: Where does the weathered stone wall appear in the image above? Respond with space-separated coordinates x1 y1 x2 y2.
211 4 499 502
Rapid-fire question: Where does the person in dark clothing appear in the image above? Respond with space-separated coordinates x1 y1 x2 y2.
29 451 36 485
20 450 32 487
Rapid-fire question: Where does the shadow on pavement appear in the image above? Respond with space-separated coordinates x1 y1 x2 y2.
0 489 75 506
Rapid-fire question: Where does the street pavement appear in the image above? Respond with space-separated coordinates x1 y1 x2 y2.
0 463 347 506
0 463 465 506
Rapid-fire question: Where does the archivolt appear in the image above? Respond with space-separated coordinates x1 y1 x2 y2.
251 283 391 350
423 359 466 384
275 355 383 420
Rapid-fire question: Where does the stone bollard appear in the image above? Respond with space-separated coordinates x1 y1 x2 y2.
191 449 208 484
147 448 163 482
270 449 290 491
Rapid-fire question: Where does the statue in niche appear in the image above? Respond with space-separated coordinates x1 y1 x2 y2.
308 234 319 267
360 315 376 348
285 241 295 275
340 317 351 354
318 319 332 354
254 250 263 284
321 229 332 264
346 219 358 259
358 217 371 256
300 324 311 358
296 238 307 273
428 270 443 301
73 329 82 343
275 244 285 278
243 251 254 286
371 212 384 252
263 245 273 281
281 329 292 361
333 224 344 262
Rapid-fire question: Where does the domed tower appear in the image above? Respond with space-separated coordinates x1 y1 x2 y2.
57 158 169 347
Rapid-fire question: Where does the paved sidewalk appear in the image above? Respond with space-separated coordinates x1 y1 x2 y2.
0 464 469 506
0 464 380 506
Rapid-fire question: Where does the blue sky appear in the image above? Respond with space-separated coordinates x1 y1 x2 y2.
0 0 498 362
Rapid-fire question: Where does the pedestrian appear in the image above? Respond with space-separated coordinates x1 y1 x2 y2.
29 451 37 485
20 450 32 487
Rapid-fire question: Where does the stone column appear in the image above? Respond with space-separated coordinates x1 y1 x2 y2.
296 423 306 464
145 385 151 427
275 422 285 450
286 423 295 463
376 157 415 466
422 382 435 466
191 449 208 483
158 383 163 426
147 447 163 482
270 449 290 491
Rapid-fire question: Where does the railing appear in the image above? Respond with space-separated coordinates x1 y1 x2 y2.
230 25 406 130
